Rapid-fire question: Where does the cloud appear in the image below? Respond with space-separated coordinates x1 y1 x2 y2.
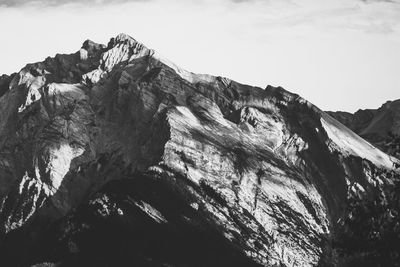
243 0 400 35
360 0 400 3
0 0 149 7
0 0 258 5
1 0 399 36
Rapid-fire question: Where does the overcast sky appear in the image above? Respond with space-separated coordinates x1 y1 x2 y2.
0 0 399 112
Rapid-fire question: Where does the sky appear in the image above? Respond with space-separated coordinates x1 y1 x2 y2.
0 0 399 112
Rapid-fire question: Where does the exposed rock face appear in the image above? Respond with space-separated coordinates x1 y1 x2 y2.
0 74 15 99
328 100 400 158
0 33 399 266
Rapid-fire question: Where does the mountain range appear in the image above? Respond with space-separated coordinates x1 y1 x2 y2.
0 33 399 267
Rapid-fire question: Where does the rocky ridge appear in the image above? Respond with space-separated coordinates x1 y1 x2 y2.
328 99 400 158
0 33 399 266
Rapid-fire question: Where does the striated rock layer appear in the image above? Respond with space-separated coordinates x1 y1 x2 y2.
0 33 399 267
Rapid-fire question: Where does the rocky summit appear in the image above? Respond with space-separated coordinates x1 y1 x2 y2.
0 33 399 267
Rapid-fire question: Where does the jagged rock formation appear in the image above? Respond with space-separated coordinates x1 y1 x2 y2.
328 100 400 158
0 33 399 267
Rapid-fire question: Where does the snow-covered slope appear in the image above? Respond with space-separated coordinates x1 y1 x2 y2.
328 99 400 159
321 113 397 168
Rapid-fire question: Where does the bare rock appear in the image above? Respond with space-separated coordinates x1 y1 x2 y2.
0 33 399 267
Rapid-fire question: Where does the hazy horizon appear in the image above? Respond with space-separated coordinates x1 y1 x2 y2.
0 0 399 112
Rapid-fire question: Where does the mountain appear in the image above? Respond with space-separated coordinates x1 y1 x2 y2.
0 33 399 267
328 100 400 158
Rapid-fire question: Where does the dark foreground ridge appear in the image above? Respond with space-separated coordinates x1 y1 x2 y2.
0 33 399 266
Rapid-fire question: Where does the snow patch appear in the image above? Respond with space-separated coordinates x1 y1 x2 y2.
321 113 396 169
133 200 167 223
152 51 217 84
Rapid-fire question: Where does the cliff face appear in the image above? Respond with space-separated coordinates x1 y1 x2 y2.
0 34 399 267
